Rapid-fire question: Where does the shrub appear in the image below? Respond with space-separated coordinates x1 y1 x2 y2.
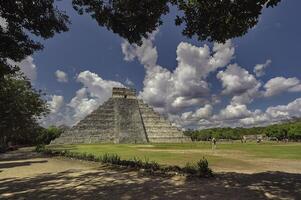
35 144 45 152
37 126 63 145
196 157 213 177
101 153 121 164
183 158 213 177
183 162 197 174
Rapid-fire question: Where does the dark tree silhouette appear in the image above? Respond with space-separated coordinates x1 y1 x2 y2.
175 0 282 42
72 0 170 45
0 0 69 75
0 72 49 151
72 0 282 44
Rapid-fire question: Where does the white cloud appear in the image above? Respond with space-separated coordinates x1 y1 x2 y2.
254 59 272 77
239 98 301 127
217 103 252 120
121 30 158 67
181 104 213 122
218 64 259 95
8 56 37 82
263 77 301 97
55 70 68 82
125 78 135 87
48 95 64 113
266 98 301 120
122 33 234 114
200 97 301 128
41 71 125 127
217 64 261 104
40 95 65 127
77 70 124 99
67 88 99 122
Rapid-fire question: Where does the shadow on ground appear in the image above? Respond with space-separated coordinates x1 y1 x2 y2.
0 148 300 200
0 148 45 162
0 168 300 200
0 160 48 170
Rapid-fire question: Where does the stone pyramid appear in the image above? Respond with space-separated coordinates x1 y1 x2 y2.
52 88 190 144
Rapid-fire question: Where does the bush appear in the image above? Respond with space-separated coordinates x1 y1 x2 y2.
37 126 63 145
196 157 213 177
35 144 45 152
183 162 197 174
183 158 213 177
101 153 121 164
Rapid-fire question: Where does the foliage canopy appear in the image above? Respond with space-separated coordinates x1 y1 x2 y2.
185 119 301 141
0 72 49 150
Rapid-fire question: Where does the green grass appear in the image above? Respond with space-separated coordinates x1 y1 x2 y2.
48 142 301 170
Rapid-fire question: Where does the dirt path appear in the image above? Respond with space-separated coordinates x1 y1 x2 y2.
0 148 300 200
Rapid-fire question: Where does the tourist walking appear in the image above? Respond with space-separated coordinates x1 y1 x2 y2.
212 137 217 150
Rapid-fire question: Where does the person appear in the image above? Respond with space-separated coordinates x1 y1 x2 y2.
212 137 217 150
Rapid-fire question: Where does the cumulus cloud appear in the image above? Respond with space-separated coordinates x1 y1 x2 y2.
266 98 301 119
197 97 301 128
263 77 301 97
121 32 234 114
121 30 158 67
40 95 65 127
8 56 37 82
181 104 213 123
254 59 272 77
240 98 301 127
217 103 252 120
217 64 261 104
48 95 64 113
55 70 68 82
41 71 125 127
218 64 259 95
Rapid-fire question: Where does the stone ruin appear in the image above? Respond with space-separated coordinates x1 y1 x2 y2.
52 87 191 144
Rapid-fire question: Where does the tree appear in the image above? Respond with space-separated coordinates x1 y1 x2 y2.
72 0 170 45
72 0 282 44
0 1 69 150
37 125 63 144
175 0 281 43
0 0 70 75
0 72 48 151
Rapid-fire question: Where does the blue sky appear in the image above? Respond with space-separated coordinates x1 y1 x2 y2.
17 0 301 128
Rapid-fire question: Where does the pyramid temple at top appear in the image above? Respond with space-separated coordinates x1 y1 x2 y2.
52 87 191 144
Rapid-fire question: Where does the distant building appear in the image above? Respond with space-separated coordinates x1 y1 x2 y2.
243 134 266 141
52 87 190 144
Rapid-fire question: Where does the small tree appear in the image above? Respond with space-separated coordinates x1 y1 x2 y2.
0 71 48 151
37 126 63 145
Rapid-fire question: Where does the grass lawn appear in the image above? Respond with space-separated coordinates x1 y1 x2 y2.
48 142 301 172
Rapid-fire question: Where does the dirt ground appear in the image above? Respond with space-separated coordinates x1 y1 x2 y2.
0 148 300 200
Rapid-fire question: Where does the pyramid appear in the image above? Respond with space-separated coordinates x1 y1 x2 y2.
51 88 191 144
